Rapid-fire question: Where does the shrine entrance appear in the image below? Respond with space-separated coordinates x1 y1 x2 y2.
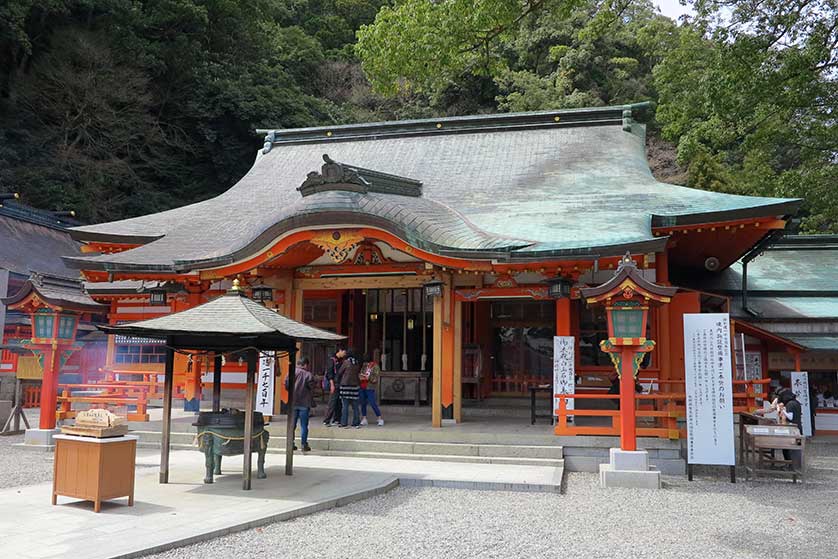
300 287 435 406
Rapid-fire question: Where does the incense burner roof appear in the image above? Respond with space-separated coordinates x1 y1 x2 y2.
66 104 800 273
99 288 345 347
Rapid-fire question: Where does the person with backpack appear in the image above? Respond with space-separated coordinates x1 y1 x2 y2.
322 346 346 426
285 356 314 452
359 351 384 426
338 348 362 428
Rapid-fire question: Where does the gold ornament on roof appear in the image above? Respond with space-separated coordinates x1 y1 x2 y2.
311 230 364 263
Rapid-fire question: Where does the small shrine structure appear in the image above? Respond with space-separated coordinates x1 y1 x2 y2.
59 103 810 450
1 273 107 445
99 280 344 489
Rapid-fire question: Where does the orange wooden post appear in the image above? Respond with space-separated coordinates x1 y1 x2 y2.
440 277 455 421
619 346 638 451
555 298 571 336
59 389 71 415
39 347 59 429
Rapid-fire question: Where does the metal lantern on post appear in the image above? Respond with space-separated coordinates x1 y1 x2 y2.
579 253 676 451
1 273 107 435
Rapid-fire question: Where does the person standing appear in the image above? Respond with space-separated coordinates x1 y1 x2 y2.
338 348 362 428
322 346 346 426
777 389 804 470
285 356 314 452
359 353 384 426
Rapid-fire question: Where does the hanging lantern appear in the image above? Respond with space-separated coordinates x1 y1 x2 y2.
423 279 444 298
251 285 273 302
544 276 573 299
149 289 167 305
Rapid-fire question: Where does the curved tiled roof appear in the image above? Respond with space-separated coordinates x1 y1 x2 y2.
66 105 800 273
2 272 108 312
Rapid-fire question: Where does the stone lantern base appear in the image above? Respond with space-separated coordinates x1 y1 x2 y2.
599 448 661 489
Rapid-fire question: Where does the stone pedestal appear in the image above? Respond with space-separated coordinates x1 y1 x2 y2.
18 428 59 450
599 448 661 489
0 400 11 426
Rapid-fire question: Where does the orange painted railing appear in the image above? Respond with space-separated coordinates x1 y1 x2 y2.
554 378 771 439
57 387 149 422
1 348 18 368
24 385 41 408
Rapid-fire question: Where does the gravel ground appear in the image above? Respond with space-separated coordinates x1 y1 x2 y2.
145 443 838 559
2 432 834 559
0 434 54 489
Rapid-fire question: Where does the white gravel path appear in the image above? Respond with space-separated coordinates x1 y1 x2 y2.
0 434 54 489
145 444 838 559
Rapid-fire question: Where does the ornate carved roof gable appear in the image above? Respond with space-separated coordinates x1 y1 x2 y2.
298 154 422 198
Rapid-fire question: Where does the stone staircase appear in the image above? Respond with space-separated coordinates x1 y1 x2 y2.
133 426 565 469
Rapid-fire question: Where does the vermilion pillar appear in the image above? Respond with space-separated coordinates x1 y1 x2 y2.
619 347 637 451
39 346 59 429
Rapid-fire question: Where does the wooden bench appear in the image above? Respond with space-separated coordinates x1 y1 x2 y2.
57 390 149 422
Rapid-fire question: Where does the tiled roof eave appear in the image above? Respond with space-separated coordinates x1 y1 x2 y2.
67 229 163 244
651 199 802 228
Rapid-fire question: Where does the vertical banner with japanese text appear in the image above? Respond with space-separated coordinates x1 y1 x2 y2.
790 372 813 437
684 313 735 466
553 336 575 417
256 351 275 415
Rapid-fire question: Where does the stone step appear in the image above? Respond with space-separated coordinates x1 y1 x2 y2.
144 442 564 468
133 431 563 460
136 421 563 446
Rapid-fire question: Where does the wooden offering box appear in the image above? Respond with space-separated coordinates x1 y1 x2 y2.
52 434 138 512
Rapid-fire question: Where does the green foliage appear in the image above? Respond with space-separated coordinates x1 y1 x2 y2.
357 0 679 110
0 0 386 222
1 0 835 235
357 0 585 96
654 0 838 231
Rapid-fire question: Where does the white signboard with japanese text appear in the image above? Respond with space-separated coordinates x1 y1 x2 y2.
553 336 575 417
684 313 735 466
255 352 275 415
790 372 813 437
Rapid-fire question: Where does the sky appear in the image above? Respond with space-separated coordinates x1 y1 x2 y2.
654 0 696 20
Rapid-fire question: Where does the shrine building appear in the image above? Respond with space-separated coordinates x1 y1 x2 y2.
60 104 812 430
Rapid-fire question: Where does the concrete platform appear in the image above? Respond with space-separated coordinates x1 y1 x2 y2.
599 463 662 489
0 446 563 559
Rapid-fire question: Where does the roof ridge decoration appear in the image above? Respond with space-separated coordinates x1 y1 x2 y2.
259 102 651 148
298 154 423 198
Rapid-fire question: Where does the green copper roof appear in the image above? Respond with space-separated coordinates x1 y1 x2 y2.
65 105 800 273
785 336 838 351
695 246 838 293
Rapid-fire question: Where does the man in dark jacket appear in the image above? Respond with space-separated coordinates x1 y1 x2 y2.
285 357 314 452
338 349 362 428
778 389 804 470
322 347 346 426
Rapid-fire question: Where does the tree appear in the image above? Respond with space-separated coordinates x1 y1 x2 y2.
0 0 387 222
654 0 838 231
356 0 680 111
